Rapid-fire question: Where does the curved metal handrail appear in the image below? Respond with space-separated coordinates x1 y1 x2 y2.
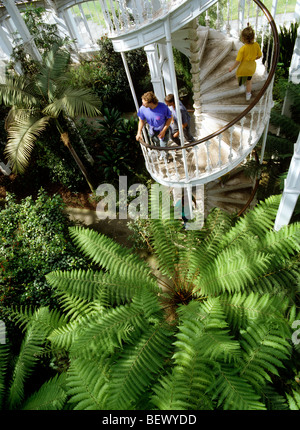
138 0 279 152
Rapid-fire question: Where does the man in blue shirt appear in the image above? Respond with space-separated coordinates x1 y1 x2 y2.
136 91 172 147
164 94 194 145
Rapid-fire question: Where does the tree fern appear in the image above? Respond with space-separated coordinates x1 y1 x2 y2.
3 194 299 410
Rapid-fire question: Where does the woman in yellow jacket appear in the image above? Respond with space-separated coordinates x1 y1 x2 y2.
229 26 262 101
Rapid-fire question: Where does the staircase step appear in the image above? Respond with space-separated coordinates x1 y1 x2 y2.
202 104 259 113
200 39 233 82
201 80 266 103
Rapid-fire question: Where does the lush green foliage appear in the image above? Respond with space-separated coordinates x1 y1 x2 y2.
251 81 300 209
9 5 72 76
69 36 151 112
78 108 146 186
2 193 300 410
0 189 87 320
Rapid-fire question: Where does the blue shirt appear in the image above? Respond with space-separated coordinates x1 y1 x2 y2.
137 102 172 136
169 101 190 125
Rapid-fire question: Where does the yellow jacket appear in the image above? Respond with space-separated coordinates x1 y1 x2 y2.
236 42 262 77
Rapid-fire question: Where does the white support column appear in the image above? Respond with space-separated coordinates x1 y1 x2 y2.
274 133 300 231
159 44 173 95
144 44 165 102
164 15 191 197
120 51 150 145
0 23 13 58
2 0 42 62
281 2 300 116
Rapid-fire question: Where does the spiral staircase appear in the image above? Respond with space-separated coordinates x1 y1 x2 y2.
103 0 278 217
0 0 279 218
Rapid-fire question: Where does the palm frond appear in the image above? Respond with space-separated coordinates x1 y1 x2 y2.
43 87 101 118
36 47 71 102
0 76 40 108
4 114 51 173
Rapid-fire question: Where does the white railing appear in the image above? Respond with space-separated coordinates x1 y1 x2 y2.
140 82 274 187
138 0 279 187
98 0 187 35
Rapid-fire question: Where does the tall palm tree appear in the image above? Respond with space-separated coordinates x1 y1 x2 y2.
0 45 101 191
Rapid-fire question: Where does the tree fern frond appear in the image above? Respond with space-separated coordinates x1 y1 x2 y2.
22 374 67 410
7 309 52 409
182 209 233 284
259 384 289 410
70 302 150 358
211 364 267 410
259 223 300 261
68 226 156 287
239 321 291 389
195 249 271 295
174 299 241 364
46 269 108 319
107 323 173 410
0 345 9 409
151 363 215 410
66 356 109 410
221 292 291 332
286 390 300 410
219 195 282 249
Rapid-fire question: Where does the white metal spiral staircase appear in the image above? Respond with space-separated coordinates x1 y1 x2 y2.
0 0 281 217
102 0 278 215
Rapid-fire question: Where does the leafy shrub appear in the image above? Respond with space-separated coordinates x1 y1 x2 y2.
0 189 87 323
69 36 151 112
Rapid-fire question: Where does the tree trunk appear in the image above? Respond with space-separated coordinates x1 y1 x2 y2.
65 116 95 165
60 131 95 193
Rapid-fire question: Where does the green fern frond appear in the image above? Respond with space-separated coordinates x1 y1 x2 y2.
220 194 282 248
221 292 291 332
7 311 51 409
183 209 233 283
70 303 148 358
195 249 271 295
66 356 109 410
68 226 156 287
239 321 291 388
259 384 289 410
22 374 67 410
211 364 267 410
286 390 300 410
151 363 215 410
107 322 173 410
174 299 241 364
46 269 107 320
0 345 9 409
